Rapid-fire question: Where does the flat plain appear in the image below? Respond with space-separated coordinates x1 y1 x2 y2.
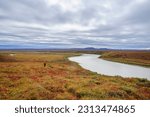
0 50 150 100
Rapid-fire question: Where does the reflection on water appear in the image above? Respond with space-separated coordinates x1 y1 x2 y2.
69 54 150 79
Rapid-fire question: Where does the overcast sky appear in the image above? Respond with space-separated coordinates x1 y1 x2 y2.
0 0 150 49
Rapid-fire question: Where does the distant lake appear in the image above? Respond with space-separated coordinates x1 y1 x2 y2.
69 54 150 80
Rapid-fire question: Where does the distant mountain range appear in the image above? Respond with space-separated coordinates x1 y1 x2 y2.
0 47 109 50
0 47 149 51
67 47 111 51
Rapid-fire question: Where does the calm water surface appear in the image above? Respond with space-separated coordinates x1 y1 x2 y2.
69 54 150 80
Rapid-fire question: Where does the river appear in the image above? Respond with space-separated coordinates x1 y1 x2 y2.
68 54 150 80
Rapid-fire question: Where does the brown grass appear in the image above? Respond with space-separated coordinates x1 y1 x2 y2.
100 51 150 67
0 51 150 100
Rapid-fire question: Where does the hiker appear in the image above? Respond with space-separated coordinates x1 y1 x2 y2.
44 62 46 67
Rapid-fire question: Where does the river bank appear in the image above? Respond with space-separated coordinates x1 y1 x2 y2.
69 54 150 79
100 51 150 67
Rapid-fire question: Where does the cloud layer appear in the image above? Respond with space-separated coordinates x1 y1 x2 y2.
0 0 150 49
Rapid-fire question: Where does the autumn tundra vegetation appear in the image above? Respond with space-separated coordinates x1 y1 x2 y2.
0 51 150 100
101 51 150 67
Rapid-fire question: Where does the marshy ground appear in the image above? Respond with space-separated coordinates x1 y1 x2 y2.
0 51 150 100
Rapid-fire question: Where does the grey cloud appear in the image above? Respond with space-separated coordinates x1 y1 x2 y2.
124 1 150 24
0 0 150 49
